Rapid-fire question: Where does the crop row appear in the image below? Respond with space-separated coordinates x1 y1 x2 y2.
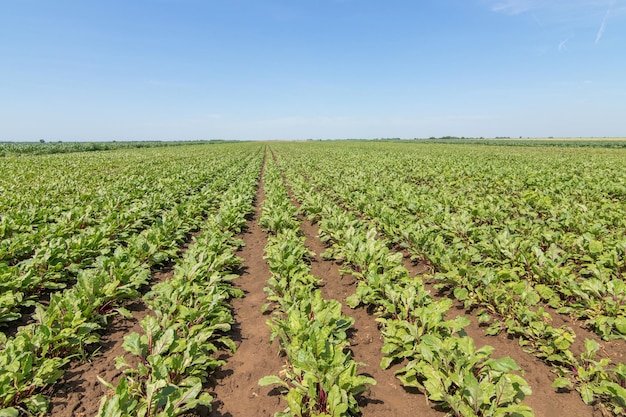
0 146 260 329
276 143 626 339
98 153 259 416
274 154 534 417
0 144 263 415
271 142 626 415
258 156 375 416
1 147 218 245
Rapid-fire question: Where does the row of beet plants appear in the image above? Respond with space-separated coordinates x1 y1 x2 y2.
280 146 626 415
0 149 262 416
342 181 626 413
97 159 259 416
0 146 259 329
257 157 375 417
276 157 534 417
1 146 219 261
273 142 626 342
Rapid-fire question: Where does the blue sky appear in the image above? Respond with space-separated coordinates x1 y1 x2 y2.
1 0 625 140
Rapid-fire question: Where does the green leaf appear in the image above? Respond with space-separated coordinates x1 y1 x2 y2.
579 384 595 404
552 377 574 390
26 394 49 415
122 332 144 357
588 240 603 255
345 293 361 308
584 338 599 356
258 375 288 387
493 404 535 417
486 321 502 336
115 307 133 319
453 287 468 301
614 317 626 335
534 284 555 300
97 375 115 390
477 310 491 325
487 357 521 373
554 333 574 351
152 327 175 355
0 408 20 417
380 356 395 370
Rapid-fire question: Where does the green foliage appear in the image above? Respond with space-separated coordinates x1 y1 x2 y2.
98 152 259 416
276 155 534 416
398 335 532 417
272 140 626 412
258 158 374 416
0 143 263 415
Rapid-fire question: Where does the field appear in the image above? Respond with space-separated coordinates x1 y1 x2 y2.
1 141 625 416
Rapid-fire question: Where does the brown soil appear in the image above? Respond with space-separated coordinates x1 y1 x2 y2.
40 155 619 417
208 165 287 417
48 299 151 416
299 216 444 416
547 305 626 364
412 270 597 417
277 161 601 417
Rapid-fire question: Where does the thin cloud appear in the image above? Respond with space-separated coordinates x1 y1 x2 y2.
486 0 620 19
490 0 535 15
485 0 624 46
595 5 611 44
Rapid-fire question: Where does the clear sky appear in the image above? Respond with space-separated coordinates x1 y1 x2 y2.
1 0 625 141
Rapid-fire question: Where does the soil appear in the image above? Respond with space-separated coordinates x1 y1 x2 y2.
41 156 620 417
414 271 597 417
48 299 151 416
299 215 444 416
207 164 287 417
277 161 604 417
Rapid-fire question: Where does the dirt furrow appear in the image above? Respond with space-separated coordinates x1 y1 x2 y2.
209 165 286 417
405 261 598 417
48 298 152 416
279 162 599 417
48 235 200 416
298 216 445 416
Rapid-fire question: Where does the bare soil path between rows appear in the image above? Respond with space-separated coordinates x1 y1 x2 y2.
414 270 598 417
208 161 286 417
277 159 602 417
298 214 444 416
48 298 151 417
292 189 595 417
